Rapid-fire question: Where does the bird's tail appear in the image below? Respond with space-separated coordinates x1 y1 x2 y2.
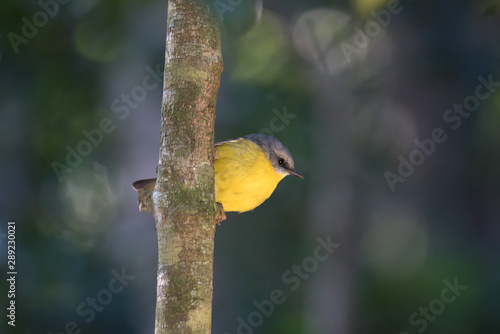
132 178 157 212
132 178 157 192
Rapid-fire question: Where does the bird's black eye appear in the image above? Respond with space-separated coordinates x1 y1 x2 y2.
278 158 284 165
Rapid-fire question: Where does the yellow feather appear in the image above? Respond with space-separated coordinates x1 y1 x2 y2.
214 138 284 213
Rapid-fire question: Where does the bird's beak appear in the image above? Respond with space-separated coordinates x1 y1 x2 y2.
288 169 304 179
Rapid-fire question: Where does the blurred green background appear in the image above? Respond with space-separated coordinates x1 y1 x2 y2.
1 0 500 333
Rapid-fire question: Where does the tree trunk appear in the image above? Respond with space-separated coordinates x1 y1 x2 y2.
153 0 223 332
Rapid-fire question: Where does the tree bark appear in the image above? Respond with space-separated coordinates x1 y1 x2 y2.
153 0 223 332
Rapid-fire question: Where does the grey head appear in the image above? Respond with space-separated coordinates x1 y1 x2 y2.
244 134 303 178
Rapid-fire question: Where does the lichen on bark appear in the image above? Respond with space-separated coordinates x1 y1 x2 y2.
152 0 223 333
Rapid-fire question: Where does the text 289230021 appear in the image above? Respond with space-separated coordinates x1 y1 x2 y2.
6 221 17 327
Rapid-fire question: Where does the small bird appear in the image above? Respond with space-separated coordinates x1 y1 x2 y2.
133 134 303 213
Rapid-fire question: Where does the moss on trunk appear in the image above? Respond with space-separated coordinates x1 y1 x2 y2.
153 0 223 333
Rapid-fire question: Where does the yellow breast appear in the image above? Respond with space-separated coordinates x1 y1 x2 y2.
214 138 284 213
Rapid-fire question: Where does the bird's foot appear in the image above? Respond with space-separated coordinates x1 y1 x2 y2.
215 202 226 225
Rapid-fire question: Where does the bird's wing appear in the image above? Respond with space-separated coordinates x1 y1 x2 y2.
214 137 241 147
214 137 245 160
